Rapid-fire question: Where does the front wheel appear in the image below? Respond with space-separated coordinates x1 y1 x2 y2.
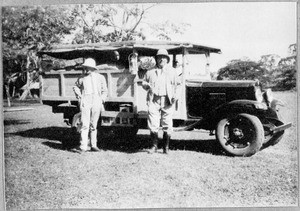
216 113 264 157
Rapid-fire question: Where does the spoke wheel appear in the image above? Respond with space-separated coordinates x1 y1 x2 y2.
216 113 264 156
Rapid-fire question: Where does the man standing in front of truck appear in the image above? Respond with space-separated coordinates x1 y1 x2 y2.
142 49 179 154
71 58 108 153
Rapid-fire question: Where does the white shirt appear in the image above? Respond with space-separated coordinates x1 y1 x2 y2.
73 72 108 101
154 68 167 96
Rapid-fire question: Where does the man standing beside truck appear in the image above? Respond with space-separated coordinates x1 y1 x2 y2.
142 49 179 154
71 58 108 153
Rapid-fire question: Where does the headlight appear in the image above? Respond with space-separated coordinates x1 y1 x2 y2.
262 88 273 107
255 85 263 103
262 88 285 110
254 102 268 110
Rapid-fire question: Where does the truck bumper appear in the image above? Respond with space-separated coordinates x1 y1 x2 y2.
271 122 292 133
101 111 136 127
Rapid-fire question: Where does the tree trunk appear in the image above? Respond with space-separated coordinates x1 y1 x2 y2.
19 71 32 100
4 84 11 107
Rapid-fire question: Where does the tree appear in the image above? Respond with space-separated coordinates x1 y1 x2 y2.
67 4 190 43
288 43 297 57
2 5 77 101
259 54 281 72
2 6 76 55
66 4 155 43
149 20 191 40
270 44 297 91
271 65 296 90
217 59 267 84
2 4 190 101
216 44 296 91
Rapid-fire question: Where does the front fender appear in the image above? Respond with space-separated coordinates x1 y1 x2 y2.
200 100 271 130
212 99 268 118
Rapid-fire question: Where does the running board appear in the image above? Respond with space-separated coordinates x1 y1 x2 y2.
173 120 202 132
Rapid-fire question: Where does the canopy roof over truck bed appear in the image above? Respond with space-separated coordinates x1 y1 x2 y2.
38 41 222 60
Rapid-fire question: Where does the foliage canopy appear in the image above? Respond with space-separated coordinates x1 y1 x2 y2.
217 50 297 91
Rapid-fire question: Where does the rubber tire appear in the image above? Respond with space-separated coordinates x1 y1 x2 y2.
61 126 80 149
98 127 139 140
216 113 264 157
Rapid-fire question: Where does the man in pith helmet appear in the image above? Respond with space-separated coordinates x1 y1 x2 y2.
71 58 108 153
142 49 180 154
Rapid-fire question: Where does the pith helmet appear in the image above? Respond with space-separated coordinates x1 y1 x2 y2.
156 49 170 63
82 58 97 70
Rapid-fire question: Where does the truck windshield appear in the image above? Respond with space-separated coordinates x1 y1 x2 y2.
136 51 212 80
184 54 211 80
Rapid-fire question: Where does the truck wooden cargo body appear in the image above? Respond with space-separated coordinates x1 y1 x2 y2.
38 41 291 156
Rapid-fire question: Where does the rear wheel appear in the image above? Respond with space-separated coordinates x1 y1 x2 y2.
61 113 81 149
71 113 139 143
216 113 264 157
72 112 82 133
98 126 138 140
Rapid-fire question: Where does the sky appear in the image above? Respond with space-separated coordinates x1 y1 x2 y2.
140 2 297 72
2 1 297 72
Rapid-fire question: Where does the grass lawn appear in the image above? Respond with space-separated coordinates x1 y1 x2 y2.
3 91 298 210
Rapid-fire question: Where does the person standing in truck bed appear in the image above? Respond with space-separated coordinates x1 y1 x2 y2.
71 58 108 153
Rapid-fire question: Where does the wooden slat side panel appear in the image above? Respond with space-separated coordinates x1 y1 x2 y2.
42 75 60 97
110 73 135 98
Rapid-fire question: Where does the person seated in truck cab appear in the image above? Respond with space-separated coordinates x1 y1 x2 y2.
96 50 125 70
173 59 183 77
106 51 125 70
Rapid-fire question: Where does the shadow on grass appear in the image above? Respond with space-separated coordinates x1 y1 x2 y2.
15 127 79 151
15 126 225 155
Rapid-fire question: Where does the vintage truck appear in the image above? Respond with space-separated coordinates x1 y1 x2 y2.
37 41 291 156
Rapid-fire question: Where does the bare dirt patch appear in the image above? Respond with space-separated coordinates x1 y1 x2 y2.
3 91 298 210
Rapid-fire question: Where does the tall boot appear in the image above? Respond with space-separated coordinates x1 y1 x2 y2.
163 132 170 154
90 129 101 152
149 132 158 154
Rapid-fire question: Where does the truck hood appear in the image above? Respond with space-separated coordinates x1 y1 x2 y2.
186 79 259 88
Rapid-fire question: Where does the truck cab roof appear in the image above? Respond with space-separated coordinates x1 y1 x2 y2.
38 40 222 59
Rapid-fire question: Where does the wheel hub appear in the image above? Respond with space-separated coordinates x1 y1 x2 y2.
224 122 250 148
233 128 244 139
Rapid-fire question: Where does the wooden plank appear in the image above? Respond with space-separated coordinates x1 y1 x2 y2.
106 72 112 98
39 41 221 54
179 48 188 119
4 107 34 112
60 73 65 97
41 96 134 102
